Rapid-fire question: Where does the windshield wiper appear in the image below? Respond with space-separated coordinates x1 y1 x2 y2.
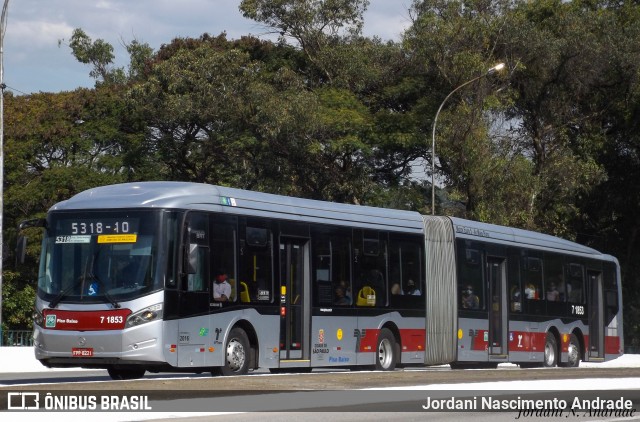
48 279 82 309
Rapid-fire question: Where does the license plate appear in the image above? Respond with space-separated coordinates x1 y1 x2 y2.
71 348 94 357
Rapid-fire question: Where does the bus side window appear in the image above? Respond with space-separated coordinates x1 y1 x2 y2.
355 230 387 307
187 246 209 292
240 224 273 303
457 242 483 310
566 263 584 304
212 218 237 301
523 256 541 300
603 263 619 325
389 237 423 300
186 213 209 293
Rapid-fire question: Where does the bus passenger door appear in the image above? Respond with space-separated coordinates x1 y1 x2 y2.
279 238 310 363
177 212 211 368
487 257 508 357
587 270 604 359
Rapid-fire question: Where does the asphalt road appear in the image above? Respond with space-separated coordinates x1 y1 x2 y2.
2 367 640 421
2 366 639 391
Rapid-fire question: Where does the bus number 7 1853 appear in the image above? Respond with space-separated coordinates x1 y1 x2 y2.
571 305 585 316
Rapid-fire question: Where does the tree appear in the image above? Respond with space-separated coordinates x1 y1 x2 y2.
2 87 150 329
65 28 154 86
240 0 370 84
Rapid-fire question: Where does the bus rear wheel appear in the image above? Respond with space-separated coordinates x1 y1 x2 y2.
107 367 146 380
220 327 250 376
543 332 558 367
559 333 580 368
375 328 398 371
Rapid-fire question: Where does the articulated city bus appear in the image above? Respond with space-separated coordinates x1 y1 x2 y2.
21 182 623 379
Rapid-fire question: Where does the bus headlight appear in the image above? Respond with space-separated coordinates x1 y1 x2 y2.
33 309 43 328
125 304 163 328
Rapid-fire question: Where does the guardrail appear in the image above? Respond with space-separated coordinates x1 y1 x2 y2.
1 330 34 346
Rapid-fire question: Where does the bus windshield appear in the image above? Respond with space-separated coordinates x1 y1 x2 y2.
38 210 166 305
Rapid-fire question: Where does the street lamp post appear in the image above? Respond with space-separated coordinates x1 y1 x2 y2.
0 0 9 346
430 62 505 215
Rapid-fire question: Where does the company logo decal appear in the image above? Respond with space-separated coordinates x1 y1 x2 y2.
45 315 57 328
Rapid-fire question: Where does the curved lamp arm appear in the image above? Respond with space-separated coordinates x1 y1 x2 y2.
430 63 505 215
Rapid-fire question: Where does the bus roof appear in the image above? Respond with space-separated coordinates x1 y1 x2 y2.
50 181 425 233
448 216 608 259
51 182 612 259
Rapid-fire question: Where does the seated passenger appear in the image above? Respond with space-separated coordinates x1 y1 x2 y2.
338 280 352 304
334 287 350 305
391 283 403 295
461 285 479 309
525 283 538 299
546 283 560 301
405 279 421 296
213 269 231 302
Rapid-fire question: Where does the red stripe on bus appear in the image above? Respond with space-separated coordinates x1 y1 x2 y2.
399 328 426 351
605 335 622 355
42 309 132 330
359 328 379 352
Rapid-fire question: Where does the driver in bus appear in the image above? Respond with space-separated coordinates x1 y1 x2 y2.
213 269 232 302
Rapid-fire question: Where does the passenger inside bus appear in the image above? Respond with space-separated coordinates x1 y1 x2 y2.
546 282 560 301
391 283 402 295
338 280 352 304
405 279 421 296
212 269 231 302
334 286 350 305
461 285 479 309
525 283 539 299
511 285 522 311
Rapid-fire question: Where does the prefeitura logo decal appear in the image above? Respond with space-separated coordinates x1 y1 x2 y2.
45 315 56 328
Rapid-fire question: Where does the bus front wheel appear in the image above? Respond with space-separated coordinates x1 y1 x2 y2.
543 332 558 367
220 327 251 376
375 328 398 371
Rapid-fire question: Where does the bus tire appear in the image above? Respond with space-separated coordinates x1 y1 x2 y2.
559 333 580 368
107 367 146 380
543 332 558 367
375 328 398 371
220 327 250 376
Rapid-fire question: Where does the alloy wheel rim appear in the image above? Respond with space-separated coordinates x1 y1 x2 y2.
226 338 245 372
378 338 393 368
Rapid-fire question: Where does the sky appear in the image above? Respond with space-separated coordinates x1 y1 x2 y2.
2 0 414 95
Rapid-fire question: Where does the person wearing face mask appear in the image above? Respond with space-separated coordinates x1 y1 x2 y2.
213 269 231 302
461 285 479 309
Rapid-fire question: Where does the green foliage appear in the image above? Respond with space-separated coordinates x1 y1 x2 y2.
240 0 370 85
65 28 153 86
239 0 370 39
1 271 36 331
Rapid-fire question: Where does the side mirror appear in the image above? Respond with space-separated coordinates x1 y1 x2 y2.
19 218 46 230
